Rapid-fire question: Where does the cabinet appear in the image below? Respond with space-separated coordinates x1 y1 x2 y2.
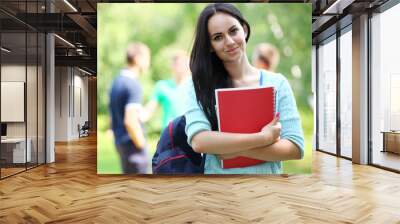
382 131 400 154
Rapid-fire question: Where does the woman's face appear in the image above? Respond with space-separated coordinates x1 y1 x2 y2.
207 12 247 63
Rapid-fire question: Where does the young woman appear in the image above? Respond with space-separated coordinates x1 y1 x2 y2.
183 3 304 174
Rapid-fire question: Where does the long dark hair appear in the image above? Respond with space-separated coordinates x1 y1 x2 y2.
190 3 251 131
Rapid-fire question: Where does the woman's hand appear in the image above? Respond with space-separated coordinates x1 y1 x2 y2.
260 113 281 146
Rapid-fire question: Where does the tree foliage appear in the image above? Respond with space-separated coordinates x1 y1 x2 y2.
98 3 312 126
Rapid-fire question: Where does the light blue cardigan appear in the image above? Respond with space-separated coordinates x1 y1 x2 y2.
183 70 304 174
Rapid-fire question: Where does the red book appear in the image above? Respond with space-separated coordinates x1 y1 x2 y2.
215 86 275 169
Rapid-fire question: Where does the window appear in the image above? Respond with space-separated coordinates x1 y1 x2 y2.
339 28 352 158
317 36 337 154
371 3 400 171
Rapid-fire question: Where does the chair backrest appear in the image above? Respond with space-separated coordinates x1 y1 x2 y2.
82 121 90 129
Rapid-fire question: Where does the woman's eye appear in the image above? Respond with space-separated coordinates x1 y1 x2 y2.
214 35 222 41
230 28 238 35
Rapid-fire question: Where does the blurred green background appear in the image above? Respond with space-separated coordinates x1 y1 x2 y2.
97 3 313 174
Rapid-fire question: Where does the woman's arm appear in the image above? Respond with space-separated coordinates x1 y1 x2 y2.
191 116 281 154
191 131 268 154
220 139 301 161
124 105 146 150
140 99 158 123
218 74 305 162
233 74 304 161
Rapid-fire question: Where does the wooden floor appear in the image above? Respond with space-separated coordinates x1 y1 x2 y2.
1 163 45 178
1 135 400 223
373 150 400 171
1 167 26 177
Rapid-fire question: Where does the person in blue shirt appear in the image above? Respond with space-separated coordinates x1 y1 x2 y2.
109 42 150 174
183 3 304 174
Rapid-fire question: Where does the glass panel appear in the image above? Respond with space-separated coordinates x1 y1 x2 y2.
27 0 38 169
27 30 38 169
0 1 46 178
1 30 27 177
318 37 337 154
38 32 45 165
340 29 352 158
371 4 400 171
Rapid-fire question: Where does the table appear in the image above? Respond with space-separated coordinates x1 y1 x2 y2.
381 131 400 154
1 138 31 163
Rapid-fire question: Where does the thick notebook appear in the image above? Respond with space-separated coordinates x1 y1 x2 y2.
215 86 275 169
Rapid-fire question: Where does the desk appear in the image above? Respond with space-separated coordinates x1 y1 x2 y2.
381 131 400 154
1 138 31 163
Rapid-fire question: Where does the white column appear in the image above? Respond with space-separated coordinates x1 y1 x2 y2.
352 14 369 164
46 1 55 163
312 45 317 150
46 33 55 163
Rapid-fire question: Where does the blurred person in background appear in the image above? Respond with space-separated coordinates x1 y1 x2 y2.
141 50 191 128
252 42 280 72
109 42 151 174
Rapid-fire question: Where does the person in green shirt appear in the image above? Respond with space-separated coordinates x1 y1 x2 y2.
142 50 191 128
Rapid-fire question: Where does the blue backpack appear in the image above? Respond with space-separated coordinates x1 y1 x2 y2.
152 116 205 174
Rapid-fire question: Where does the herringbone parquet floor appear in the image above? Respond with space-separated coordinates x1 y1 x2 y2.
1 134 400 223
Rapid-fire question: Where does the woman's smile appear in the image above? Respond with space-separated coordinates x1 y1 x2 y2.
226 46 239 54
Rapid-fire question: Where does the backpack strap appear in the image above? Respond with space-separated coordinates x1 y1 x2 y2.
168 121 174 149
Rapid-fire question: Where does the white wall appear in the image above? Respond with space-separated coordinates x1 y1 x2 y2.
55 67 89 141
1 65 30 138
1 82 25 122
1 65 26 81
1 65 26 131
1 63 46 163
55 66 69 141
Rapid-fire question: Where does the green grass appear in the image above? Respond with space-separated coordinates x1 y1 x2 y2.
97 114 160 174
97 130 121 174
283 108 313 174
98 108 313 174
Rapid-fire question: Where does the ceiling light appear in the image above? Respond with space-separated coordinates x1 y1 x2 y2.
78 67 92 76
323 0 341 14
54 34 75 48
63 0 78 12
1 47 11 53
322 0 354 15
76 48 85 55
